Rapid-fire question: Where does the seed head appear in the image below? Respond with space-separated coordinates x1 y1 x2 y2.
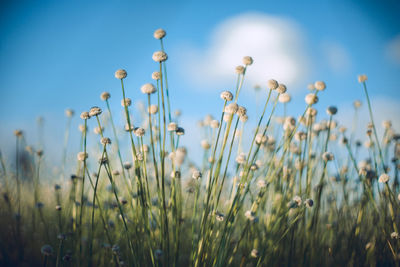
353 100 362 108
14 130 23 137
123 162 132 170
168 122 178 132
236 106 247 117
251 249 259 258
220 90 233 101
78 124 87 132
378 173 390 183
358 74 368 83
141 83 157 94
314 81 326 91
148 105 158 114
235 65 245 74
307 83 315 90
125 123 134 132
277 83 287 94
326 106 338 116
80 112 90 120
305 94 318 105
192 170 202 180
243 56 253 66
101 137 111 145
89 106 102 117
210 120 220 129
100 92 111 101
382 120 392 129
304 198 314 207
201 140 210 150
154 28 166 39
176 127 185 136
152 51 168 62
224 103 239 114
77 152 88 161
322 152 334 162
36 150 44 157
115 69 127 79
255 133 268 145
93 126 104 135
56 205 62 211
240 114 248 122
134 127 145 137
152 71 161 80
279 93 291 103
65 109 74 117
391 232 399 239
267 79 279 90
121 98 132 107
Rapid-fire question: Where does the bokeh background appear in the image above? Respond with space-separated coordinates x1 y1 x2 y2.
0 0 399 167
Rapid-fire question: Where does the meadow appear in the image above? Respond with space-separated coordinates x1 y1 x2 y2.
0 28 399 266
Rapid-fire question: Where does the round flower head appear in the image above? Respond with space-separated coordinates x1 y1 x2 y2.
201 139 210 150
236 153 246 164
236 106 247 117
358 74 368 83
154 28 166 39
192 170 202 180
77 152 88 161
80 111 90 120
314 81 326 91
123 162 132 169
307 83 315 91
168 122 178 132
243 56 253 66
277 83 287 94
224 103 239 114
121 98 132 107
235 65 245 74
215 212 225 221
115 69 127 79
41 245 54 256
65 109 74 117
210 120 220 129
305 93 318 105
268 79 279 90
100 91 111 101
101 137 111 145
255 133 268 145
322 152 334 162
93 126 104 135
14 130 23 137
279 93 291 103
353 100 362 109
141 83 156 94
240 114 248 122
148 105 158 114
257 179 267 188
391 232 399 239
382 120 392 129
78 124 87 132
220 90 233 101
304 198 314 207
152 51 168 62
176 127 185 136
89 106 102 117
251 249 259 258
36 149 44 157
152 71 161 80
134 127 145 137
326 106 338 116
378 173 389 183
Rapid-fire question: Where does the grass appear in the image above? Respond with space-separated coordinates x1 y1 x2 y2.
0 30 399 267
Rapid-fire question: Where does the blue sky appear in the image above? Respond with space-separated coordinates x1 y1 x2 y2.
0 0 399 164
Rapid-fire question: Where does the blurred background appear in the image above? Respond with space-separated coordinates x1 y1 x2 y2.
0 0 399 168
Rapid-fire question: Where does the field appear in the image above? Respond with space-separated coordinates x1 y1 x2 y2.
0 29 399 267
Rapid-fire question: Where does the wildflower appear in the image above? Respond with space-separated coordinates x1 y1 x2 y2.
279 93 291 103
235 65 245 74
307 83 315 90
314 81 326 91
245 210 258 222
243 56 253 66
215 212 225 221
305 94 318 105
141 83 157 94
101 137 111 145
93 126 104 135
304 199 314 207
257 179 267 188
154 28 166 39
170 170 181 178
277 83 287 94
251 249 259 258
267 79 279 90
391 232 399 239
80 112 90 120
36 150 44 157
41 245 54 256
358 74 368 83
293 196 302 206
121 98 131 107
134 127 145 137
322 152 334 162
124 123 134 132
382 120 392 129
78 124 87 132
65 109 74 117
77 152 88 161
176 127 185 136
236 153 246 164
148 105 158 114
326 106 338 116
224 103 239 114
220 90 233 101
152 71 161 80
240 114 248 122
201 140 210 150
237 106 247 117
100 92 111 101
353 100 362 108
89 106 102 117
168 122 178 132
115 69 127 79
378 173 390 183
192 170 202 180
123 162 132 170
255 133 268 145
210 120 220 129
152 51 168 62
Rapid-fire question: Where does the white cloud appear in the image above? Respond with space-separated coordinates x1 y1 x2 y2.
386 34 400 64
321 41 352 74
179 13 310 90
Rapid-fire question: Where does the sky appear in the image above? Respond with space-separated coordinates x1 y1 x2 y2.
0 0 399 166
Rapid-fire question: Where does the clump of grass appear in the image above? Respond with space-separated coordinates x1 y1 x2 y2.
0 29 399 267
